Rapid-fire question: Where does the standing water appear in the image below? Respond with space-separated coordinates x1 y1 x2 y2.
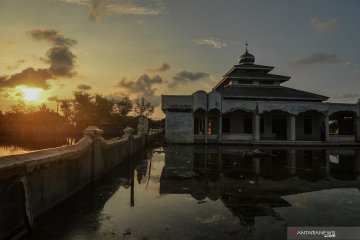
29 145 360 240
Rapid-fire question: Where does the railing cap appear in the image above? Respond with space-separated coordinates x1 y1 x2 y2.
83 126 104 137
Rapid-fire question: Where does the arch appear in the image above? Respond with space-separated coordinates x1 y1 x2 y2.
194 109 206 135
295 110 327 141
329 110 357 136
261 109 292 115
193 90 207 112
296 109 326 116
260 110 291 140
223 107 254 114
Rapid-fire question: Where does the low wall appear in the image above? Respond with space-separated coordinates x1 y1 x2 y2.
0 121 149 239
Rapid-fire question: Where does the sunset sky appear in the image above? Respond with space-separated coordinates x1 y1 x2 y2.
1 0 360 119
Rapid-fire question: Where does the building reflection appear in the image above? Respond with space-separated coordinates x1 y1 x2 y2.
160 145 360 227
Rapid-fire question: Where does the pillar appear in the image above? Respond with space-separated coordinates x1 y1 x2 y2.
253 113 260 141
287 149 296 175
324 115 330 142
287 115 296 141
253 157 260 175
355 116 360 142
204 114 208 144
83 126 104 181
325 150 330 176
218 114 222 143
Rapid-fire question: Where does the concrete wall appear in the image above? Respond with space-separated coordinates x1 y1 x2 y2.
0 120 148 233
165 111 194 143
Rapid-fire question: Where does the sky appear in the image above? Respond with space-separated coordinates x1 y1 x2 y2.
1 0 360 119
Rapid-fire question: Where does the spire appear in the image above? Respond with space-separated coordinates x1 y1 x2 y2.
245 42 248 53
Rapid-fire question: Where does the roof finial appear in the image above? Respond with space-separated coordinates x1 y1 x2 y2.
245 42 248 53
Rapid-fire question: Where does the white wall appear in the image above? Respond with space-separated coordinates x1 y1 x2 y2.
165 111 194 143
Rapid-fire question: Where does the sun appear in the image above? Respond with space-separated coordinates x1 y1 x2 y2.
22 88 41 102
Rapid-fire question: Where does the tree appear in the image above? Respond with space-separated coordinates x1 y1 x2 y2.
94 94 113 124
133 97 154 117
112 97 133 117
60 99 73 122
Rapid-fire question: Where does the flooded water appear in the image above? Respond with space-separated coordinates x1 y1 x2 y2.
29 145 360 240
0 136 78 156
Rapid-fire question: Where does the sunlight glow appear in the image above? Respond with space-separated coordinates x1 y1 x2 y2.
22 88 41 102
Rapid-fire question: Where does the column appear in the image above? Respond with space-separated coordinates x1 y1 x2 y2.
355 116 360 142
204 114 208 144
287 149 296 175
325 115 330 142
253 157 260 175
253 113 260 141
218 114 222 143
325 150 330 176
287 115 296 141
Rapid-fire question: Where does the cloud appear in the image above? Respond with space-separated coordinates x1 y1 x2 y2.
331 93 360 101
44 46 77 77
310 18 338 33
146 62 170 73
291 52 342 66
169 70 209 88
0 68 51 89
6 59 25 70
77 84 92 90
60 0 165 21
116 74 162 106
0 29 77 90
30 29 77 46
89 0 103 21
194 37 227 48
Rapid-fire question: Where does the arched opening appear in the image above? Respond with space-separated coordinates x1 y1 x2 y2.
194 109 206 143
329 111 357 142
207 109 221 143
296 110 325 141
260 110 290 140
193 109 206 135
222 109 253 141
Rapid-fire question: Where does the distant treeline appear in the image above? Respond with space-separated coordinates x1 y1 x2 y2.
0 91 162 141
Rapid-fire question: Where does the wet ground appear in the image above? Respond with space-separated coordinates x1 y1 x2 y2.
29 145 360 240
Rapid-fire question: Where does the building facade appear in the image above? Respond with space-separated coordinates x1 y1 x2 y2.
161 49 360 144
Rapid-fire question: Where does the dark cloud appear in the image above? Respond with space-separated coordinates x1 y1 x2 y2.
146 62 170 73
169 70 209 88
45 46 76 77
77 84 92 91
117 74 162 106
30 29 77 46
0 29 77 90
0 68 51 89
291 52 342 66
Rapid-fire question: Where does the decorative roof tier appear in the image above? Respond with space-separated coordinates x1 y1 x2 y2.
212 44 328 102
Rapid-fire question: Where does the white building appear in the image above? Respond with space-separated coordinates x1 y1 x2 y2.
161 49 360 144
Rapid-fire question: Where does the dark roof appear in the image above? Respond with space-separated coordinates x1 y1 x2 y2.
217 85 329 102
226 72 290 82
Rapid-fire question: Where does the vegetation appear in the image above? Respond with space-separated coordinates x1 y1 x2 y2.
0 92 156 139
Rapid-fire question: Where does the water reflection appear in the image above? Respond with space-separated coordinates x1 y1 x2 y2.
0 135 78 156
160 146 360 228
28 146 360 240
